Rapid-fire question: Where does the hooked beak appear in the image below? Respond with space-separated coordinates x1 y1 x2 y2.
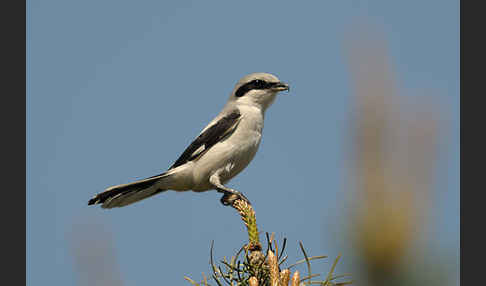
271 82 290 92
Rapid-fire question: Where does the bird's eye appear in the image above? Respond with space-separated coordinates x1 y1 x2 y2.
253 80 266 88
235 79 268 97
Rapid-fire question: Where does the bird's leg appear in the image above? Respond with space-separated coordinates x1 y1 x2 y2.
209 173 251 206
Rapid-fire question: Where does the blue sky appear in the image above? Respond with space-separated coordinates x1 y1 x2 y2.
27 1 459 285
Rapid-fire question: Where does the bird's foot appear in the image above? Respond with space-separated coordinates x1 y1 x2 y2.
220 190 251 206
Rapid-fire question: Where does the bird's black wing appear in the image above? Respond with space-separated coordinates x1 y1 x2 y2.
168 109 241 170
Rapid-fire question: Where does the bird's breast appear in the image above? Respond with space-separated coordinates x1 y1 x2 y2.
218 110 263 181
191 107 265 189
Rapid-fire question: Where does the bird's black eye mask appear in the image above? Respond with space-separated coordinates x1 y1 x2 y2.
235 79 277 97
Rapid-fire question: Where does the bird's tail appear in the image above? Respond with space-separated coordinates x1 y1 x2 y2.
88 172 171 209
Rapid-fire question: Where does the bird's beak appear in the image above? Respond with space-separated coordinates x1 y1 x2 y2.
271 82 290 92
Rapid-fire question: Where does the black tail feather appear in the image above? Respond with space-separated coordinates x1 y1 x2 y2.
88 174 167 207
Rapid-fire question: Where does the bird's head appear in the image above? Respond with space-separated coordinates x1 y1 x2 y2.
229 72 289 111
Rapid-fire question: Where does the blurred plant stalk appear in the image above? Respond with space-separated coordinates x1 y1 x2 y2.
343 21 445 286
68 216 124 286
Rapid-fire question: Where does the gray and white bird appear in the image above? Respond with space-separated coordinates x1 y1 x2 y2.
88 72 289 209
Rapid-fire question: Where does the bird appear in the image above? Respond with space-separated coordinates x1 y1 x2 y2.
88 72 290 209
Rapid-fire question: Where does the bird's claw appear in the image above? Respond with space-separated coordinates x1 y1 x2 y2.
220 191 251 206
